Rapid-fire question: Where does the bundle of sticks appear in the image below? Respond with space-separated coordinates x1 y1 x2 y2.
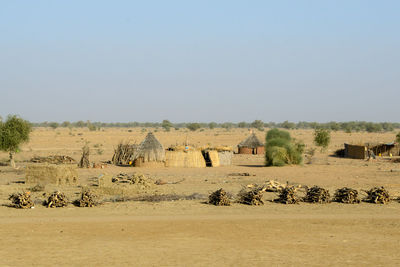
112 142 137 165
208 188 231 206
276 186 300 204
333 187 360 204
9 192 34 209
45 191 68 208
304 186 330 203
78 145 90 168
237 186 265 205
79 190 98 207
364 187 390 204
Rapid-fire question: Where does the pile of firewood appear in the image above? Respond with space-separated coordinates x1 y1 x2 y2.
45 191 68 208
78 190 97 207
276 186 300 204
112 142 137 165
364 187 390 204
304 186 330 203
30 155 76 164
9 192 34 209
78 145 90 168
208 188 231 206
264 180 287 192
333 187 360 204
237 186 265 205
112 173 152 186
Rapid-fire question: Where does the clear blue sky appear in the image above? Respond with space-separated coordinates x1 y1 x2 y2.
0 0 399 123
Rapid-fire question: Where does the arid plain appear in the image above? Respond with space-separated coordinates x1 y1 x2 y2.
1 128 400 266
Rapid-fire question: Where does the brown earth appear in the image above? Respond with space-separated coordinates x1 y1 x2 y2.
1 128 400 266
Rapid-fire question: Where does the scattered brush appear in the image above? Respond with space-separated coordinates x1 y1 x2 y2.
275 186 300 204
78 190 98 207
237 186 265 205
333 187 360 204
364 187 390 204
9 192 34 209
304 186 330 203
45 191 68 208
208 188 231 206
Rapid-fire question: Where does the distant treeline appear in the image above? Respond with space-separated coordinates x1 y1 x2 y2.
30 120 400 133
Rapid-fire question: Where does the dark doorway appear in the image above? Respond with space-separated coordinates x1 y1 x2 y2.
202 151 212 167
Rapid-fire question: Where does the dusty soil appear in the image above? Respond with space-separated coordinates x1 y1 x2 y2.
1 128 400 266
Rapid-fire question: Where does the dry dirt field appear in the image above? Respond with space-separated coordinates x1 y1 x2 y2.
1 128 400 266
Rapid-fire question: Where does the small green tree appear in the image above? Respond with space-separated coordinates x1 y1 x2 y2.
0 115 32 168
238 121 247 128
396 132 400 143
187 123 201 131
161 120 173 132
314 129 331 151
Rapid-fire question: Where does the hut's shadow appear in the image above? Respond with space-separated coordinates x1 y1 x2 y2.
237 164 265 168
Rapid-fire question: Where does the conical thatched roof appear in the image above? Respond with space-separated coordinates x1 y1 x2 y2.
133 132 165 162
238 133 264 148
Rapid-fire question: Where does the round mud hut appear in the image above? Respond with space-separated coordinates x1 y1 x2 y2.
238 133 264 155
133 132 165 167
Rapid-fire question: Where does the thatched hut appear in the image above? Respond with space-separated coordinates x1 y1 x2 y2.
238 133 264 154
133 132 165 167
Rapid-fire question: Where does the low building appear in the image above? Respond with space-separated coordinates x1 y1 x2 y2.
237 133 264 155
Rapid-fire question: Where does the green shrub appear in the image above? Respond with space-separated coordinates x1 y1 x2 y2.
396 132 400 143
314 129 331 150
265 128 303 166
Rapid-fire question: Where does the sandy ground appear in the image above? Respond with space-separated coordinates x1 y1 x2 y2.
1 128 400 266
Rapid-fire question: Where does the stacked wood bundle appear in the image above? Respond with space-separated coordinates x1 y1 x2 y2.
30 155 76 164
9 192 34 209
364 187 390 204
333 187 360 204
208 188 231 206
304 186 330 203
78 190 97 207
237 186 265 205
45 191 68 208
112 142 137 165
78 145 90 168
276 186 300 204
